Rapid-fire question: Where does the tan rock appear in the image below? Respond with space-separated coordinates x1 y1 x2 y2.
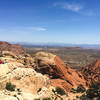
2 51 17 58
0 63 50 94
24 57 35 66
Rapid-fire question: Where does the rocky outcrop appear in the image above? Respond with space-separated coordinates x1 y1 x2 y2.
34 52 87 92
81 60 100 86
0 50 87 92
0 52 65 100
0 62 54 100
0 51 35 67
0 41 26 56
0 67 50 94
1 43 95 99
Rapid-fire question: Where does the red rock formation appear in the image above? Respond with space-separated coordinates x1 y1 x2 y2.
35 52 87 92
0 41 26 56
53 56 86 91
81 60 100 86
51 79 72 91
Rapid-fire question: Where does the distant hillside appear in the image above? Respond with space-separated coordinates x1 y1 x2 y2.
16 42 100 50
0 41 26 56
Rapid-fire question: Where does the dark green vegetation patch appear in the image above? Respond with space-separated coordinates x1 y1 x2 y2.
6 82 16 91
79 82 100 100
55 87 66 96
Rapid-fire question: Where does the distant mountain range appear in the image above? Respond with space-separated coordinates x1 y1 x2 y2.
4 41 100 49
11 42 100 49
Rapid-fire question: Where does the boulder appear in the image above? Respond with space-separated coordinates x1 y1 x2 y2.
34 52 87 91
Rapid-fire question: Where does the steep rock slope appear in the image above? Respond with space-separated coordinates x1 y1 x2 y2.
34 52 86 91
81 60 100 86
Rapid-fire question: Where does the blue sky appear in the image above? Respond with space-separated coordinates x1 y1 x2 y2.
0 0 100 44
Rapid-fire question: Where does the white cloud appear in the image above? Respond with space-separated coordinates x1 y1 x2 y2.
0 26 47 35
26 26 47 31
54 2 83 12
53 2 100 17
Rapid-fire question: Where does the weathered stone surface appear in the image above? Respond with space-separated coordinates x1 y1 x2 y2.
0 61 58 100
51 79 72 91
81 60 100 86
34 52 87 92
2 51 17 58
0 51 35 67
0 66 50 94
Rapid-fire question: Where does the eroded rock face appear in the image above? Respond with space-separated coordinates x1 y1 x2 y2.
51 79 72 91
81 60 100 86
0 41 26 56
0 51 35 67
0 61 58 100
0 51 66 100
0 62 49 92
34 52 87 92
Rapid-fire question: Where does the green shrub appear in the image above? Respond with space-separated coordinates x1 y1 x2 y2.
79 82 100 100
76 84 86 93
55 87 66 96
79 94 89 100
86 82 100 99
6 82 16 91
71 85 86 93
18 92 21 95
42 97 51 100
90 81 100 89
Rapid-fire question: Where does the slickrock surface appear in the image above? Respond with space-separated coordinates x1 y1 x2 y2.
34 52 87 92
1 51 35 67
81 60 100 86
0 62 50 92
0 51 63 100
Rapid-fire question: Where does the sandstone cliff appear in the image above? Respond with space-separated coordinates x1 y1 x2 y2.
34 52 87 92
81 60 100 86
